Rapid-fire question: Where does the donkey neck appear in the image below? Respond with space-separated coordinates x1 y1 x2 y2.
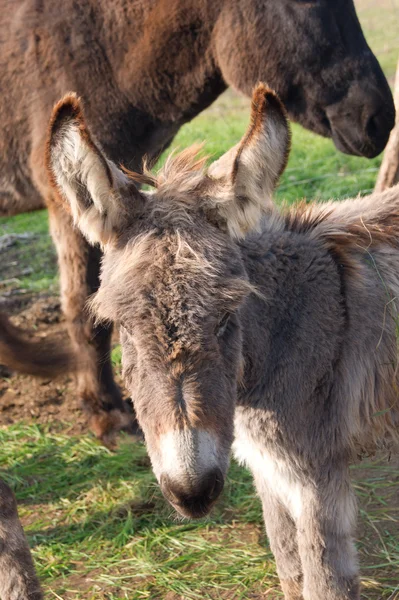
237 227 346 410
101 0 226 125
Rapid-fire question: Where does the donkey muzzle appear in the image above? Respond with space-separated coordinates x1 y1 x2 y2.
326 83 395 159
160 468 224 519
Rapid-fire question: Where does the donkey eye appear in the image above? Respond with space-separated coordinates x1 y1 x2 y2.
216 312 231 338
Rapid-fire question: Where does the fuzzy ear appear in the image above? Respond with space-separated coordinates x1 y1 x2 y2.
207 84 290 238
46 93 135 246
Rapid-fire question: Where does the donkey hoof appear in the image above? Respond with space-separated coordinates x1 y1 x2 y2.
89 408 141 449
280 576 304 600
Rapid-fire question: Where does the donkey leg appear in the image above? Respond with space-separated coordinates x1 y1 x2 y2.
0 480 43 600
296 469 360 600
48 198 137 444
255 477 303 600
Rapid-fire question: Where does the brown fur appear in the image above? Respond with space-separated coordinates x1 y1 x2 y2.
45 93 114 202
0 480 43 600
0 312 75 378
124 145 210 203
233 83 291 184
285 198 399 253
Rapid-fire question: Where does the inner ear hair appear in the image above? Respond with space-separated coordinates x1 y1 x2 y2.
46 92 113 196
233 83 291 184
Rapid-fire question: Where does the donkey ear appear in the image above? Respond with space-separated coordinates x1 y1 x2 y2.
46 93 135 246
207 84 290 238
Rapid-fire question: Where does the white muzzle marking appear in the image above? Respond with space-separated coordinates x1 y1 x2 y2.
157 428 221 485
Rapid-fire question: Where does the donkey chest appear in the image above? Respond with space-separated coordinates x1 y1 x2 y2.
233 407 305 519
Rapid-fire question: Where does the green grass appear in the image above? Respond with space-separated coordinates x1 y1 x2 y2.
0 424 274 600
0 210 57 292
356 0 399 84
1 1 399 598
0 424 398 599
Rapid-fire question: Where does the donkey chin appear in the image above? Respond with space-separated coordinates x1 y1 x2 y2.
152 428 230 519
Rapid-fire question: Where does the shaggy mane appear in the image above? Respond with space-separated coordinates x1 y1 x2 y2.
283 191 399 262
123 144 211 198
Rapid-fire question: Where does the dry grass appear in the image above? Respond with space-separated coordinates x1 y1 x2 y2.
0 425 398 599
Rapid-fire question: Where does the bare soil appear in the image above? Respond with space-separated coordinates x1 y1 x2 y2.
0 291 126 433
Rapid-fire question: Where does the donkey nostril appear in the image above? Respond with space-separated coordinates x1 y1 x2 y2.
160 468 225 518
160 474 181 504
366 111 380 139
321 114 331 133
206 468 224 502
365 102 395 143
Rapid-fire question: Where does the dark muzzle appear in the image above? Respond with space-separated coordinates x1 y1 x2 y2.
326 83 395 158
160 468 225 519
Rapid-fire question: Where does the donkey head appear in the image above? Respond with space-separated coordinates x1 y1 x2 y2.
215 0 395 158
47 85 290 518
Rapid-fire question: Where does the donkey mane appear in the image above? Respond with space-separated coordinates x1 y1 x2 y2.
124 145 211 199
282 186 399 273
286 187 399 248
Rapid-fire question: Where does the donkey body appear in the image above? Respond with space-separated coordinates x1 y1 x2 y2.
39 86 399 599
233 196 399 598
0 0 395 440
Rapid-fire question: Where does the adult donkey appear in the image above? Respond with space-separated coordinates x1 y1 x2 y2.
0 0 395 441
42 86 399 599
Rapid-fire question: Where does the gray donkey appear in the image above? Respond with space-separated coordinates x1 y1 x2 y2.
1 84 398 599
44 85 399 600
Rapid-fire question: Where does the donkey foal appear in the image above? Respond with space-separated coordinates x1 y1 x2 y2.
47 85 399 600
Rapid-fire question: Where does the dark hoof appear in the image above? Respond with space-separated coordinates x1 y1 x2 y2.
280 576 304 600
89 406 142 450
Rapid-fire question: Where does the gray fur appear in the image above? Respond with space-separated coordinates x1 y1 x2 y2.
45 85 399 599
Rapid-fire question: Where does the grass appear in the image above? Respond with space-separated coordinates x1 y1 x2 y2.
1 1 399 598
0 210 56 292
0 424 398 600
0 424 272 600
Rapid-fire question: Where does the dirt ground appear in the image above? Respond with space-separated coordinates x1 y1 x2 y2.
0 291 127 433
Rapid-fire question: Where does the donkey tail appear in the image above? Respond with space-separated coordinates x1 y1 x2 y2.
0 312 75 378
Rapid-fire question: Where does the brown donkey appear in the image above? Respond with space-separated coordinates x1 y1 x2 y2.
1 0 395 441
43 86 399 599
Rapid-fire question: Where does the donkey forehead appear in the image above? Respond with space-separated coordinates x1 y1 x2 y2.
129 232 244 310
117 224 243 283
97 228 247 328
